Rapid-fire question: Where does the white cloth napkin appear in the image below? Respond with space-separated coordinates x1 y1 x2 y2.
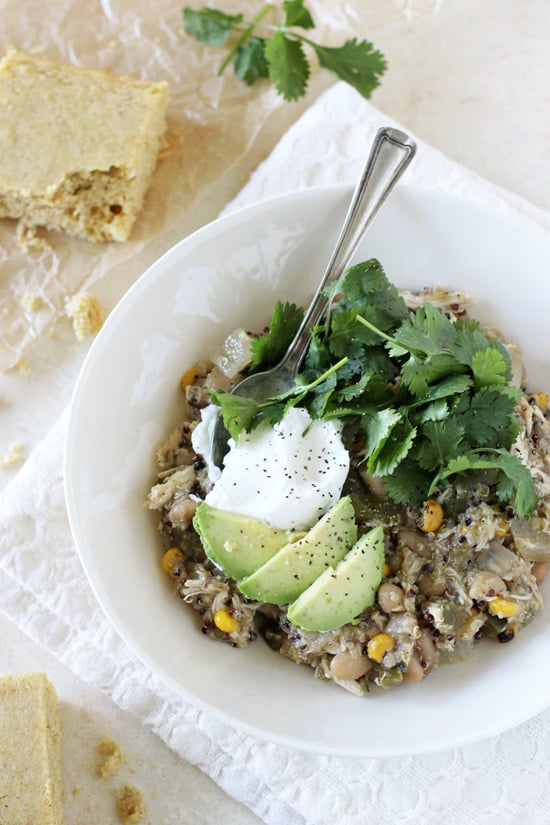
2 83 550 825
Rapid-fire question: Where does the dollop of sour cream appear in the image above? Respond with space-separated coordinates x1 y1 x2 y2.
194 406 349 531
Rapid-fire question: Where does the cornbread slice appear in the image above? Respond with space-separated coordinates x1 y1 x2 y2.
0 672 64 825
0 49 169 242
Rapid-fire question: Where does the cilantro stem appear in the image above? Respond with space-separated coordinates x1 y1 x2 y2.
217 3 273 76
355 313 407 352
301 356 349 392
277 356 349 402
249 356 349 408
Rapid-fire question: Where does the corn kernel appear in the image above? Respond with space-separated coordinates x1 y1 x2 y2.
382 563 391 578
161 547 184 574
418 500 444 533
213 609 239 634
180 365 200 390
532 392 548 410
494 519 510 538
367 633 395 663
488 597 519 619
491 506 510 538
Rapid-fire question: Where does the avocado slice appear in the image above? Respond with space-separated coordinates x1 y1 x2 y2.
238 497 357 605
193 502 302 580
287 526 385 631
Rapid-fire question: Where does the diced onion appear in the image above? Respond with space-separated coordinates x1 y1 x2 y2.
510 517 550 562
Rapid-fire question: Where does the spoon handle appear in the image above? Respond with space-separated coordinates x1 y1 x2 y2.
280 126 416 373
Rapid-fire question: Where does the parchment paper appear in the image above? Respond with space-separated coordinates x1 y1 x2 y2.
0 0 440 371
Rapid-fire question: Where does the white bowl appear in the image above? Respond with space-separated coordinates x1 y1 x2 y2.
65 184 550 757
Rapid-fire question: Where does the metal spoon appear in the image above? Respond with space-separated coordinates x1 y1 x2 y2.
211 126 417 469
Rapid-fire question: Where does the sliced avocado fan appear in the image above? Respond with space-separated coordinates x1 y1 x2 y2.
287 526 385 631
238 496 357 605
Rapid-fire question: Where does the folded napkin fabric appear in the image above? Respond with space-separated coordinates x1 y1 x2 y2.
2 83 550 825
226 83 550 233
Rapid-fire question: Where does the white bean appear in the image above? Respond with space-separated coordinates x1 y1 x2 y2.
377 583 405 613
415 632 437 673
468 570 506 601
404 655 425 683
330 651 372 681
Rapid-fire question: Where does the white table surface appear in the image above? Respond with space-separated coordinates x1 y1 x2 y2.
2 0 550 821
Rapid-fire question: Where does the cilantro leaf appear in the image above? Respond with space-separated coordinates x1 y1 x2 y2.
183 7 243 45
283 0 315 29
415 420 466 471
409 374 473 407
381 460 433 506
393 302 457 356
313 38 387 99
361 408 407 476
457 387 520 447
326 373 392 414
401 353 466 397
368 419 417 477
328 308 392 358
264 32 310 101
433 450 538 517
335 259 408 328
363 407 401 450
327 307 363 357
328 371 370 402
450 319 512 382
209 392 265 439
492 452 538 515
412 398 449 424
304 327 331 372
471 347 508 389
250 301 304 369
233 37 269 84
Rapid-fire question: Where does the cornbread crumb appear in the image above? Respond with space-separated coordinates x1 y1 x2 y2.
116 784 147 825
65 292 104 341
0 442 24 469
0 48 169 243
21 292 43 312
15 220 51 252
0 673 64 825
98 737 125 778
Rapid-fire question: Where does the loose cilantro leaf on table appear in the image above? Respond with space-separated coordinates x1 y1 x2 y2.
233 36 269 84
182 2 387 102
313 39 388 100
282 0 314 29
183 7 243 45
264 31 310 101
212 257 538 516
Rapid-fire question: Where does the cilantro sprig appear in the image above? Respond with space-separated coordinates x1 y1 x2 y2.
212 258 538 517
183 1 387 101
